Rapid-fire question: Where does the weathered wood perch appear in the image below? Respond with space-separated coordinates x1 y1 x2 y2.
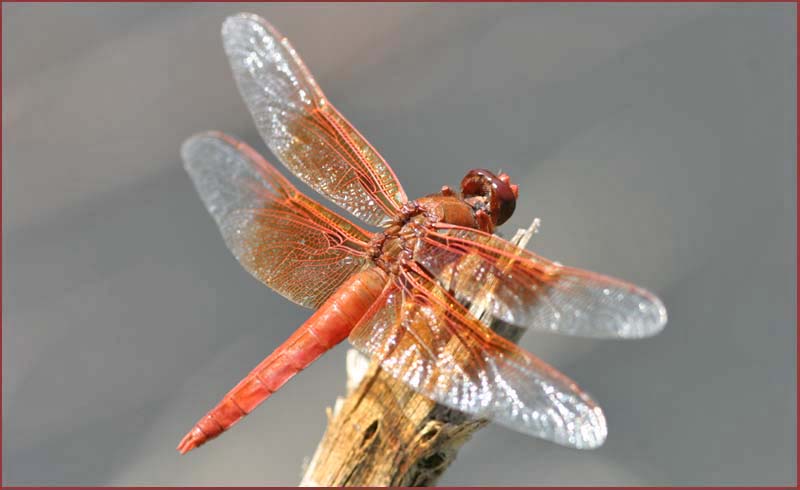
300 222 539 487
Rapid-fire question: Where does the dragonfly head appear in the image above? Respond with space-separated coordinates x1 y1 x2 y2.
461 169 519 227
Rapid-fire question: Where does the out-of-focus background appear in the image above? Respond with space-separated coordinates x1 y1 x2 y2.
3 3 796 486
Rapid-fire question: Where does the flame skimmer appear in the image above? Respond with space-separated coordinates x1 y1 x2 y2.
178 13 667 454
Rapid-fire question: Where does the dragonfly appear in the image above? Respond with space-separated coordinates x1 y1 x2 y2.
178 13 667 455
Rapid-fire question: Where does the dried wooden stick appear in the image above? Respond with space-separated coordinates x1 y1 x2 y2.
300 221 539 487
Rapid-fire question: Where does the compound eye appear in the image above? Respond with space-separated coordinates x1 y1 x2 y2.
461 169 517 226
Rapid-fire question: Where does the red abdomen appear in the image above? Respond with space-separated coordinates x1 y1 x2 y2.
177 266 387 454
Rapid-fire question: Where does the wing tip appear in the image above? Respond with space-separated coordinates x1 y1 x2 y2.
513 400 608 450
600 280 669 339
636 291 668 339
654 295 669 332
180 131 229 173
222 12 283 44
559 390 607 450
575 406 608 449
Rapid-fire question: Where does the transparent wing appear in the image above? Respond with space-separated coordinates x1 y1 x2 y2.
182 131 372 308
349 267 607 449
414 224 667 338
221 13 407 227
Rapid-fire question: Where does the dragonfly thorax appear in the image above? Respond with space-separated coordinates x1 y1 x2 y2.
370 191 493 274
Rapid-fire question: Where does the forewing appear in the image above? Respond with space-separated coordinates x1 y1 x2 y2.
349 269 606 448
221 13 407 227
182 132 372 308
416 225 667 338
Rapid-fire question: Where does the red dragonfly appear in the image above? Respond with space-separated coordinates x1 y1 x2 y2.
178 13 666 455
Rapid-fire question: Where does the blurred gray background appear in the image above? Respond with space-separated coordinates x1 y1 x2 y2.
3 3 796 486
